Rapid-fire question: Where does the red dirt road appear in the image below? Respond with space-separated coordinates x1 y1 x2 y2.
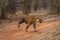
0 18 60 40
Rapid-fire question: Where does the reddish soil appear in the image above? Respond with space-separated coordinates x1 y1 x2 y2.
0 16 60 40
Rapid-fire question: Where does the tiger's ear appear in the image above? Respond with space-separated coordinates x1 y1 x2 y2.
39 18 43 23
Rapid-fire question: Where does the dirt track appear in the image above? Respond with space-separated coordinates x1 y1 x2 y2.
0 16 60 40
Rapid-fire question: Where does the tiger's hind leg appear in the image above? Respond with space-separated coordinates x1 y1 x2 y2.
18 20 24 28
18 18 28 28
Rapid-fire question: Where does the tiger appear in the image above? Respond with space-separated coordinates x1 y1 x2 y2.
18 16 43 32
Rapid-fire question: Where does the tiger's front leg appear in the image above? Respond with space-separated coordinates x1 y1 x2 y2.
26 21 37 32
33 21 37 32
26 23 32 32
39 18 43 23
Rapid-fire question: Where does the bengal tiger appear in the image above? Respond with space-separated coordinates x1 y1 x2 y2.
18 16 42 32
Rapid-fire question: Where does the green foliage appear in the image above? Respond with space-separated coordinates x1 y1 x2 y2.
53 0 60 7
49 0 60 14
49 8 56 15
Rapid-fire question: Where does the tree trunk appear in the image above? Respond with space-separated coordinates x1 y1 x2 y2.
34 0 38 11
23 0 31 15
43 0 46 9
57 7 60 14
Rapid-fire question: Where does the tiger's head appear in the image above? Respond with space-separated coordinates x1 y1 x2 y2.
35 16 43 23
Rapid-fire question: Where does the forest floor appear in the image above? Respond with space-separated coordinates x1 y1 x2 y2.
0 14 60 40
